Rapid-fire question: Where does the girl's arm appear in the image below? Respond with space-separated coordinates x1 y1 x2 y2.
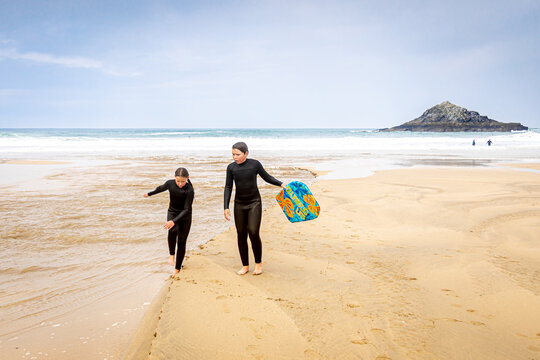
223 165 234 210
256 161 282 187
146 181 170 197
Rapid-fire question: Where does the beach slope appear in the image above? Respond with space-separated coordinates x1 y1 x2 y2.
126 166 540 359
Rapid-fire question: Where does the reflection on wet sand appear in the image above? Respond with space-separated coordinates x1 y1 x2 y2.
0 155 315 359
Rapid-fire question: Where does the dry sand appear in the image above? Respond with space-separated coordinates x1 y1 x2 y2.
125 166 540 360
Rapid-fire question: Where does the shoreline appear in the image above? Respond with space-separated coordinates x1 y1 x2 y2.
1 159 538 359
0 157 316 360
123 164 540 359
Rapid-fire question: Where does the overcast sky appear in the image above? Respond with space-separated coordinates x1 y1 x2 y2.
1 0 539 128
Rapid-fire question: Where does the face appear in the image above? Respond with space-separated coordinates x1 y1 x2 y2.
175 176 188 188
232 148 248 164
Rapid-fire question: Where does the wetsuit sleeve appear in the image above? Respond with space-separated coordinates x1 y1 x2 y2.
171 188 194 223
224 165 234 209
256 161 282 187
147 181 169 196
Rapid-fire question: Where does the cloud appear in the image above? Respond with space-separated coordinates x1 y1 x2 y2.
0 48 140 77
0 48 102 69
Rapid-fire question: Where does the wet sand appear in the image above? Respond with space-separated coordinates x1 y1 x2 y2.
0 157 314 360
125 166 540 359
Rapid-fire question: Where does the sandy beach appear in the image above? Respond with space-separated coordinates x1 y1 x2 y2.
0 155 315 360
125 165 540 360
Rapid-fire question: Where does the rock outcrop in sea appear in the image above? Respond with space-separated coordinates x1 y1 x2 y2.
381 101 528 132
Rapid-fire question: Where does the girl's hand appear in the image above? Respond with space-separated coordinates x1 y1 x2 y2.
164 220 175 230
143 193 149 198
281 183 287 189
224 209 231 221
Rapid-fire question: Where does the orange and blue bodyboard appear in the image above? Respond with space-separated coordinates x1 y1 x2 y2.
276 181 320 223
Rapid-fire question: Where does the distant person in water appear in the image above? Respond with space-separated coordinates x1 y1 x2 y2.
224 142 286 275
144 167 194 278
472 139 476 146
487 139 492 146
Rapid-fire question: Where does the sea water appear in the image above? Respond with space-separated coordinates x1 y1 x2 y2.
2 128 538 169
0 128 539 358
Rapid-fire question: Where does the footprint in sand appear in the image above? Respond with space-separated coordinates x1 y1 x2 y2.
221 303 230 314
246 344 263 357
440 289 460 298
447 318 462 323
216 295 227 300
241 317 255 322
304 349 322 357
267 297 287 302
470 321 485 326
375 356 392 360
371 328 386 335
466 309 475 313
262 322 275 331
346 261 355 264
351 338 368 345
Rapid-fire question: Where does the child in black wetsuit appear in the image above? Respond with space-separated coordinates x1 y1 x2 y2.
144 167 194 278
224 142 286 275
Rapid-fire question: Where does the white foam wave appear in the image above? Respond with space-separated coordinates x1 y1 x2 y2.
1 131 539 158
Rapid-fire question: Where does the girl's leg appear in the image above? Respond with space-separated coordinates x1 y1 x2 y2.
167 227 178 257
174 219 192 271
246 201 263 267
234 204 250 272
167 211 177 267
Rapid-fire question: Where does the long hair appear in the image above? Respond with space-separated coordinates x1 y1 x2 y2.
174 167 193 187
175 167 189 177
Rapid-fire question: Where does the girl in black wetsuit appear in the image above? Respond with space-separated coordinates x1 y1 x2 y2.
224 142 285 275
144 167 194 278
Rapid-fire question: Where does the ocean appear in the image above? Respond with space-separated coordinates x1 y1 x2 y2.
1 128 539 359
2 128 539 170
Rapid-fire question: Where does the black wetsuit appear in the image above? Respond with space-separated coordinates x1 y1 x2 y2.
148 180 194 270
224 159 282 266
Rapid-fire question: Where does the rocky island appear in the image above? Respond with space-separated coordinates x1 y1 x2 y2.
381 101 528 132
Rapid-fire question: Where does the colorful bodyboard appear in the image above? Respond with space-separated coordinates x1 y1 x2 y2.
276 181 320 223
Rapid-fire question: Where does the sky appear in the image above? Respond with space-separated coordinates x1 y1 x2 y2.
0 0 539 129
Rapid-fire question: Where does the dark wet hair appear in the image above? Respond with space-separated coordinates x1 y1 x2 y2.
175 167 189 177
232 142 248 154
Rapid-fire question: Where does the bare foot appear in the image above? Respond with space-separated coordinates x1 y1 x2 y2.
253 263 263 275
170 269 180 278
237 266 249 275
168 255 175 266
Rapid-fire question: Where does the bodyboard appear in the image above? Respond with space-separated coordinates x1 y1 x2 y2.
276 181 320 223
